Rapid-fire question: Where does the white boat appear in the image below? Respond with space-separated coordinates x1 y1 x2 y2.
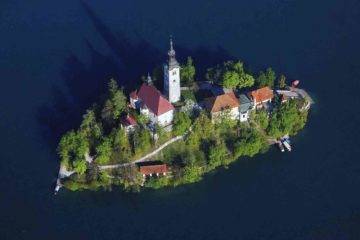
277 141 285 152
54 185 60 195
282 140 292 152
54 178 62 195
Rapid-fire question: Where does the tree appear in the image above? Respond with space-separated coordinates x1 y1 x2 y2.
193 111 214 140
111 89 127 120
278 74 287 89
57 130 89 171
101 100 114 123
112 128 132 161
173 111 191 135
96 137 113 165
255 109 269 130
209 60 254 89
113 165 144 191
102 79 127 123
205 64 222 83
108 79 118 96
155 124 167 144
234 128 265 158
181 165 202 184
256 67 276 88
223 71 240 89
208 141 228 169
73 159 87 174
267 100 306 138
133 128 152 155
265 68 276 87
181 56 196 87
239 73 255 89
80 109 103 140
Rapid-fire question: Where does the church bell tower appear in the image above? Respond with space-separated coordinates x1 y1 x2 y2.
164 37 181 103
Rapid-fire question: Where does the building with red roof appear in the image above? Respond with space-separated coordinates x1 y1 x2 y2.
120 114 137 132
129 82 174 126
139 163 168 177
247 86 273 109
205 91 240 122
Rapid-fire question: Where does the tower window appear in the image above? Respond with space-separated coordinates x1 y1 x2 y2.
172 71 176 75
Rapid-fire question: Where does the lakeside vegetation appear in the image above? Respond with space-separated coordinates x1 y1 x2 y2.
57 57 311 192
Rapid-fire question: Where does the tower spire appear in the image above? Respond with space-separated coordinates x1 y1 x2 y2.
167 35 179 69
168 35 176 57
170 35 174 51
146 72 152 84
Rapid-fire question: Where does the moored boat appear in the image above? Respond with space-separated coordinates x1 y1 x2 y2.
54 185 60 195
282 140 292 152
277 141 285 152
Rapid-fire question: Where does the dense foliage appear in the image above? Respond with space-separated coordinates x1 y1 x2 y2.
180 56 196 87
267 99 308 138
206 60 255 89
256 68 276 88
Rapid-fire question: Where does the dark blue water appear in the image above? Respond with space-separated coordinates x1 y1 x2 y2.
1 0 360 239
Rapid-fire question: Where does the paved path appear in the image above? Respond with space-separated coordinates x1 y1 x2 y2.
99 135 185 170
290 87 314 104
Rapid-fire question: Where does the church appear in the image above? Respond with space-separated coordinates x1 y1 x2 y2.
129 38 181 126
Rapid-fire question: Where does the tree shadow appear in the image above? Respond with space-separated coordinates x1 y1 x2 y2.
36 1 233 152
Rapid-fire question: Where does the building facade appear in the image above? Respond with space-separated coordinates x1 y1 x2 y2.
163 38 181 103
130 82 174 127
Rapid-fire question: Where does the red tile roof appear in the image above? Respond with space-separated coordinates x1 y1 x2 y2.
205 91 240 113
248 87 273 104
121 114 137 127
140 164 168 175
136 83 174 116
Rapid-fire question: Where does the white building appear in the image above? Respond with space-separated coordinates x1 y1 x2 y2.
130 79 174 127
163 38 181 103
238 94 253 122
247 86 273 109
204 91 240 123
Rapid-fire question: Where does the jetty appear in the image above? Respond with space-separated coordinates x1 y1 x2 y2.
54 165 75 194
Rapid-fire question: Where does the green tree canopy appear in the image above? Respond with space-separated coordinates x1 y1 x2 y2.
206 60 254 89
101 79 127 123
180 56 196 87
255 109 269 130
96 137 113 165
267 100 307 138
80 109 103 141
256 67 276 88
234 128 265 158
73 159 87 174
57 130 89 173
208 141 228 169
133 128 152 155
278 74 287 89
111 128 132 161
173 111 191 136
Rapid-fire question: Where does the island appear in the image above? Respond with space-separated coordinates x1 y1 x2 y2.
55 38 313 193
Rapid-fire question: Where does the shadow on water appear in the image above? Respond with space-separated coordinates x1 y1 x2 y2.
36 1 233 152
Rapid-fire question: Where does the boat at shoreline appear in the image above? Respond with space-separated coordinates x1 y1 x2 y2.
281 136 292 152
277 141 285 152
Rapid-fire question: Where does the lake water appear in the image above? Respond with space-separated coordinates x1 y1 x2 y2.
1 0 360 239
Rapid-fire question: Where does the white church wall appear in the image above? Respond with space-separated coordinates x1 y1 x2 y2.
157 110 174 126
